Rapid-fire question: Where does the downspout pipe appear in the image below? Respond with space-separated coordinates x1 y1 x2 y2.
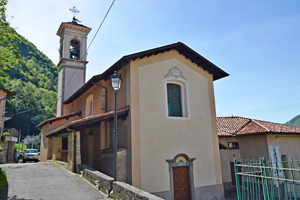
91 82 107 113
67 127 77 173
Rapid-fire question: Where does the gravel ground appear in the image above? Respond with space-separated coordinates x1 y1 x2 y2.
1 162 111 200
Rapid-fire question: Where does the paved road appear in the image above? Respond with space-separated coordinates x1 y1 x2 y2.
1 162 110 200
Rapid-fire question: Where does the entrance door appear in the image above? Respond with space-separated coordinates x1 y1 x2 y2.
173 166 190 200
230 162 241 186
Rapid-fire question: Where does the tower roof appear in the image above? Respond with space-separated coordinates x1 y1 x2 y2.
56 21 91 36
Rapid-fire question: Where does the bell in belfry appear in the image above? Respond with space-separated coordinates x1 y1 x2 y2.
70 40 80 59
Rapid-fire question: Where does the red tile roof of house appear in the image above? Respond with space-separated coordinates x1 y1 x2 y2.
217 117 300 136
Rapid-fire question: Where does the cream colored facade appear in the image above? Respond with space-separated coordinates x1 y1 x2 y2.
39 19 229 200
129 51 223 196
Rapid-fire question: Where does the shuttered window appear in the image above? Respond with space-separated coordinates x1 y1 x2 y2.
167 84 182 117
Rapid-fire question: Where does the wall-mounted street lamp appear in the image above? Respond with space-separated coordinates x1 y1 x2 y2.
110 71 121 181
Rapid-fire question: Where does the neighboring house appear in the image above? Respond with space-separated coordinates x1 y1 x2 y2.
0 87 18 163
38 18 229 200
0 87 16 133
217 116 300 191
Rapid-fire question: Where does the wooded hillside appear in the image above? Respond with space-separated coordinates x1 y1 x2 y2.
286 114 300 127
1 26 58 136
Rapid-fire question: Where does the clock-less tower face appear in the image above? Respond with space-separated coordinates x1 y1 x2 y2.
56 22 91 117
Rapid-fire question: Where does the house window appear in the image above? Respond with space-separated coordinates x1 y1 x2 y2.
86 94 93 117
62 137 68 151
70 39 80 60
167 84 182 117
228 142 239 149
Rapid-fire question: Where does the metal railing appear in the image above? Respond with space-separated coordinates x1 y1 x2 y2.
234 156 300 200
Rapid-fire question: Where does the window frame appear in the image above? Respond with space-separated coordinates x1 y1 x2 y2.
167 83 182 117
164 78 190 120
228 142 239 149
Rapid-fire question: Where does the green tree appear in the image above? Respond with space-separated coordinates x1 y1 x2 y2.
0 0 22 86
1 0 58 136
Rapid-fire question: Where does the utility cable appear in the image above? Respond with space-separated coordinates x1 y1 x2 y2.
14 106 42 115
65 0 116 89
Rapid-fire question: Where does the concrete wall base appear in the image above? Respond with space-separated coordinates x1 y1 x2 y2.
152 183 225 200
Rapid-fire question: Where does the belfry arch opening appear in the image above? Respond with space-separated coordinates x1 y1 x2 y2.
70 39 80 60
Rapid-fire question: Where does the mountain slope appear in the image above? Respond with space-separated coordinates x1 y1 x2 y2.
286 114 300 127
1 26 58 136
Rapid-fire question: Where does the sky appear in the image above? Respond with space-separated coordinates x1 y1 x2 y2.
6 0 300 124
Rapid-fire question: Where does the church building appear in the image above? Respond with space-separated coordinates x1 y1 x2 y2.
38 17 229 200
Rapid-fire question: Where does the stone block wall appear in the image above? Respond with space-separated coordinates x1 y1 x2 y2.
67 131 81 172
68 132 74 171
52 137 62 160
78 164 113 195
75 131 81 171
101 149 127 182
47 138 53 160
112 181 164 200
77 164 163 200
0 141 9 163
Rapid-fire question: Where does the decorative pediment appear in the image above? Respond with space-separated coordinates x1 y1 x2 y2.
164 66 187 80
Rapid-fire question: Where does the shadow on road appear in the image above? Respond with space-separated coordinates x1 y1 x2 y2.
7 195 43 200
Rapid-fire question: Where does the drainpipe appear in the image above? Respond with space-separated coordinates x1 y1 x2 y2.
91 81 107 113
67 127 77 173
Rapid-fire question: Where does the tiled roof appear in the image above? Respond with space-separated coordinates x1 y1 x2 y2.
45 106 129 138
217 117 300 136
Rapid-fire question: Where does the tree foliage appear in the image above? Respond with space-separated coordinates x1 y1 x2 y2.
0 0 22 85
23 135 40 149
286 114 300 127
1 0 58 135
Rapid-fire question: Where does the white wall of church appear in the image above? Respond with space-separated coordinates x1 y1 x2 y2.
129 50 222 194
63 67 85 101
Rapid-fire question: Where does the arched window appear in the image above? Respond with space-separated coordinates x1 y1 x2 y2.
165 78 189 119
86 94 93 117
167 84 182 117
70 39 80 60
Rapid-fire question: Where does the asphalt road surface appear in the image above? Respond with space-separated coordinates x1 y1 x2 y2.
1 162 110 200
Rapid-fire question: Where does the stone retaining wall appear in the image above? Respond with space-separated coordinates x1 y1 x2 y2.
112 181 163 200
77 164 113 195
77 164 163 200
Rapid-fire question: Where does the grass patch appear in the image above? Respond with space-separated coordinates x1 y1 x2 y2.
0 168 7 198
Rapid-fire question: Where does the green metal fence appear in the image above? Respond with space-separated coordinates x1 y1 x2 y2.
234 156 300 200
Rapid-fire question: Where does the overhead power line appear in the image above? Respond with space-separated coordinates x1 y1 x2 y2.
15 106 43 115
65 0 116 89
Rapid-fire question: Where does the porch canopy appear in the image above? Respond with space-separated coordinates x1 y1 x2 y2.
45 106 129 138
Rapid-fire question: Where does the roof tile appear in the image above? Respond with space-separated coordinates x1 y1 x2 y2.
217 117 300 136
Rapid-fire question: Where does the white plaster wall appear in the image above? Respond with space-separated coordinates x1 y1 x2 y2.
136 56 218 193
64 67 85 100
56 69 63 116
267 134 300 159
219 149 241 183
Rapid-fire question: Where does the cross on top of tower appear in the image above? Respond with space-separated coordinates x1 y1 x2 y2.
69 6 81 24
69 6 79 18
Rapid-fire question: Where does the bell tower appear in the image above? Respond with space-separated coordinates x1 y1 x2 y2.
56 8 91 116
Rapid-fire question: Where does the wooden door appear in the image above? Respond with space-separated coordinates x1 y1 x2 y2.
173 166 190 200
